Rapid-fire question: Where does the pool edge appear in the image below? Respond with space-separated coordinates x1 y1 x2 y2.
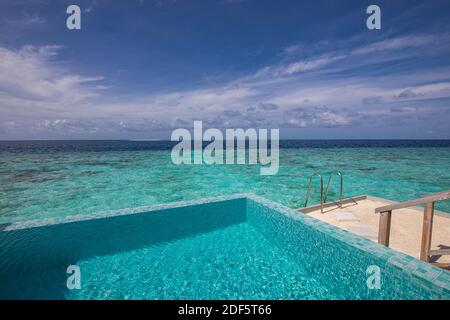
2 192 449 296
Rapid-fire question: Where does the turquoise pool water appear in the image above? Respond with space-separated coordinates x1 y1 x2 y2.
0 141 449 224
1 196 449 300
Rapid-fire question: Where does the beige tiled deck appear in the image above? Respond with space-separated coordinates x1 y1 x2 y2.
299 196 450 265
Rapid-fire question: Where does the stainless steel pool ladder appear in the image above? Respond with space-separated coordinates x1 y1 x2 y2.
304 173 324 213
324 171 343 209
304 172 343 213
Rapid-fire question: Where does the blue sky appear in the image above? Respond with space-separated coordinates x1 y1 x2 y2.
0 0 450 139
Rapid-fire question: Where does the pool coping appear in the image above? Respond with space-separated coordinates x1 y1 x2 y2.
0 194 248 231
2 193 449 295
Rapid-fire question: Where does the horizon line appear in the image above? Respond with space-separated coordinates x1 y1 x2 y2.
0 138 449 142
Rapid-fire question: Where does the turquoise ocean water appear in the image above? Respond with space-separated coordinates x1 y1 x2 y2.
0 140 449 224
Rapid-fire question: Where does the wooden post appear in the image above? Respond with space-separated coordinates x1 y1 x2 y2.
420 202 435 262
378 210 392 246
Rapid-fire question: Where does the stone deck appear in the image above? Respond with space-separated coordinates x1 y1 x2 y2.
299 195 450 265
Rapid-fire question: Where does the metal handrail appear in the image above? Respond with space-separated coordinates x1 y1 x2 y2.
324 171 343 209
304 173 323 213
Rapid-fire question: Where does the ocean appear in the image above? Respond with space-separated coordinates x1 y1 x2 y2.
0 140 449 224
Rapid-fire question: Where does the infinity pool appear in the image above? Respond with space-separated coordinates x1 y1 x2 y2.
0 195 449 299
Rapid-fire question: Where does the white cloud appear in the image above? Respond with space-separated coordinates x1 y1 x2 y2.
1 32 450 138
253 54 345 78
351 34 437 55
157 86 255 108
286 118 306 127
313 112 350 127
0 45 104 106
252 34 450 80
283 56 338 74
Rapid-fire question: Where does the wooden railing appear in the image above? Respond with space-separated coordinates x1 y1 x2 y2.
375 190 450 266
